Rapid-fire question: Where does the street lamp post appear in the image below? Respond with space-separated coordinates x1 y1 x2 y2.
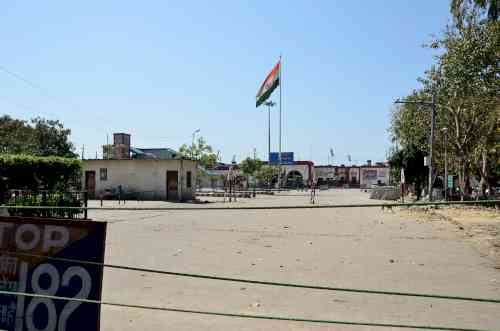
192 129 200 159
442 127 448 201
263 101 276 162
394 96 437 201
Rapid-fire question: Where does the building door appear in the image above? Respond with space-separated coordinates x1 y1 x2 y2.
85 171 96 199
166 171 179 201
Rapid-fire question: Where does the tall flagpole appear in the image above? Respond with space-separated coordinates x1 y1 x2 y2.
268 105 271 162
278 55 282 189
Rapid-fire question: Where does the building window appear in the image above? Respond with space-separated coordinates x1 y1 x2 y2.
100 168 107 181
186 171 192 188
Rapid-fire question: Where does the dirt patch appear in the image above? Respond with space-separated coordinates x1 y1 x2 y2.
398 206 500 267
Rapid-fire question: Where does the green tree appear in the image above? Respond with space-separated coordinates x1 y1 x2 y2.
387 145 427 200
199 153 217 169
389 16 499 199
0 115 76 157
31 117 76 157
178 136 217 168
255 165 279 188
430 19 499 197
240 157 262 188
389 91 432 154
0 115 37 154
451 0 499 24
240 157 262 177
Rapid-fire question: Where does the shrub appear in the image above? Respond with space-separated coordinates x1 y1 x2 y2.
7 192 84 218
0 154 81 204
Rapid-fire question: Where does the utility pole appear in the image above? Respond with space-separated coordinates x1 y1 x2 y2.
106 134 109 160
442 127 448 201
192 129 200 159
395 95 437 201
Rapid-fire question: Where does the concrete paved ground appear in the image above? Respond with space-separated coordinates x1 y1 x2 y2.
88 189 500 330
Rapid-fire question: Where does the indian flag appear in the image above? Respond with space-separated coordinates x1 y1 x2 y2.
256 60 280 107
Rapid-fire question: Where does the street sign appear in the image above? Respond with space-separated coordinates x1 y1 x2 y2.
0 217 107 331
448 175 454 188
269 152 294 165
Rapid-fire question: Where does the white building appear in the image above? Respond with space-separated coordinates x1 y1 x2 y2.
359 166 390 187
281 161 315 186
315 161 391 188
82 159 197 201
198 161 316 189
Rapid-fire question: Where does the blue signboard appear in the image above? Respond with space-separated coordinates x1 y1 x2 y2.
269 152 294 165
0 217 107 331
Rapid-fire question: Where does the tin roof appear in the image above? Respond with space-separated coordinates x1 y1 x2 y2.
131 147 178 160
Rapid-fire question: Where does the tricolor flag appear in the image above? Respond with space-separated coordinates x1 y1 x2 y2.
256 60 280 107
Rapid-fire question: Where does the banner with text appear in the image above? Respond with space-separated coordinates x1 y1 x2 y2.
0 217 107 331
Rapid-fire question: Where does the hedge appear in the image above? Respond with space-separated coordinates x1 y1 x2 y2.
7 191 84 218
0 154 82 197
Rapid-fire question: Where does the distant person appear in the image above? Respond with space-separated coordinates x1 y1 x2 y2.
415 182 422 201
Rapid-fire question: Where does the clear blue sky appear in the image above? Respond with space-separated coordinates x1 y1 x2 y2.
1 1 451 165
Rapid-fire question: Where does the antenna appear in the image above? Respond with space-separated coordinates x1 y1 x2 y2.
106 134 109 160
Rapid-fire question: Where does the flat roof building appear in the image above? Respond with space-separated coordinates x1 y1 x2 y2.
315 161 391 188
83 158 197 201
87 132 196 201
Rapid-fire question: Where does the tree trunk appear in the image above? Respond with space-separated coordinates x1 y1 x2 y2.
415 179 421 201
458 156 466 201
479 149 488 197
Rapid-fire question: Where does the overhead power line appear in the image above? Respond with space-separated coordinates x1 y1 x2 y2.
0 65 51 96
0 64 84 114
1 199 499 211
5 251 500 304
0 290 490 331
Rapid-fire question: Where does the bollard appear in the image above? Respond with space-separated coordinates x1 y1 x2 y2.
118 185 122 205
84 191 88 219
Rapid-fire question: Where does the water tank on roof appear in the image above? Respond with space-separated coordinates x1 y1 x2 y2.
114 133 131 146
113 133 131 159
